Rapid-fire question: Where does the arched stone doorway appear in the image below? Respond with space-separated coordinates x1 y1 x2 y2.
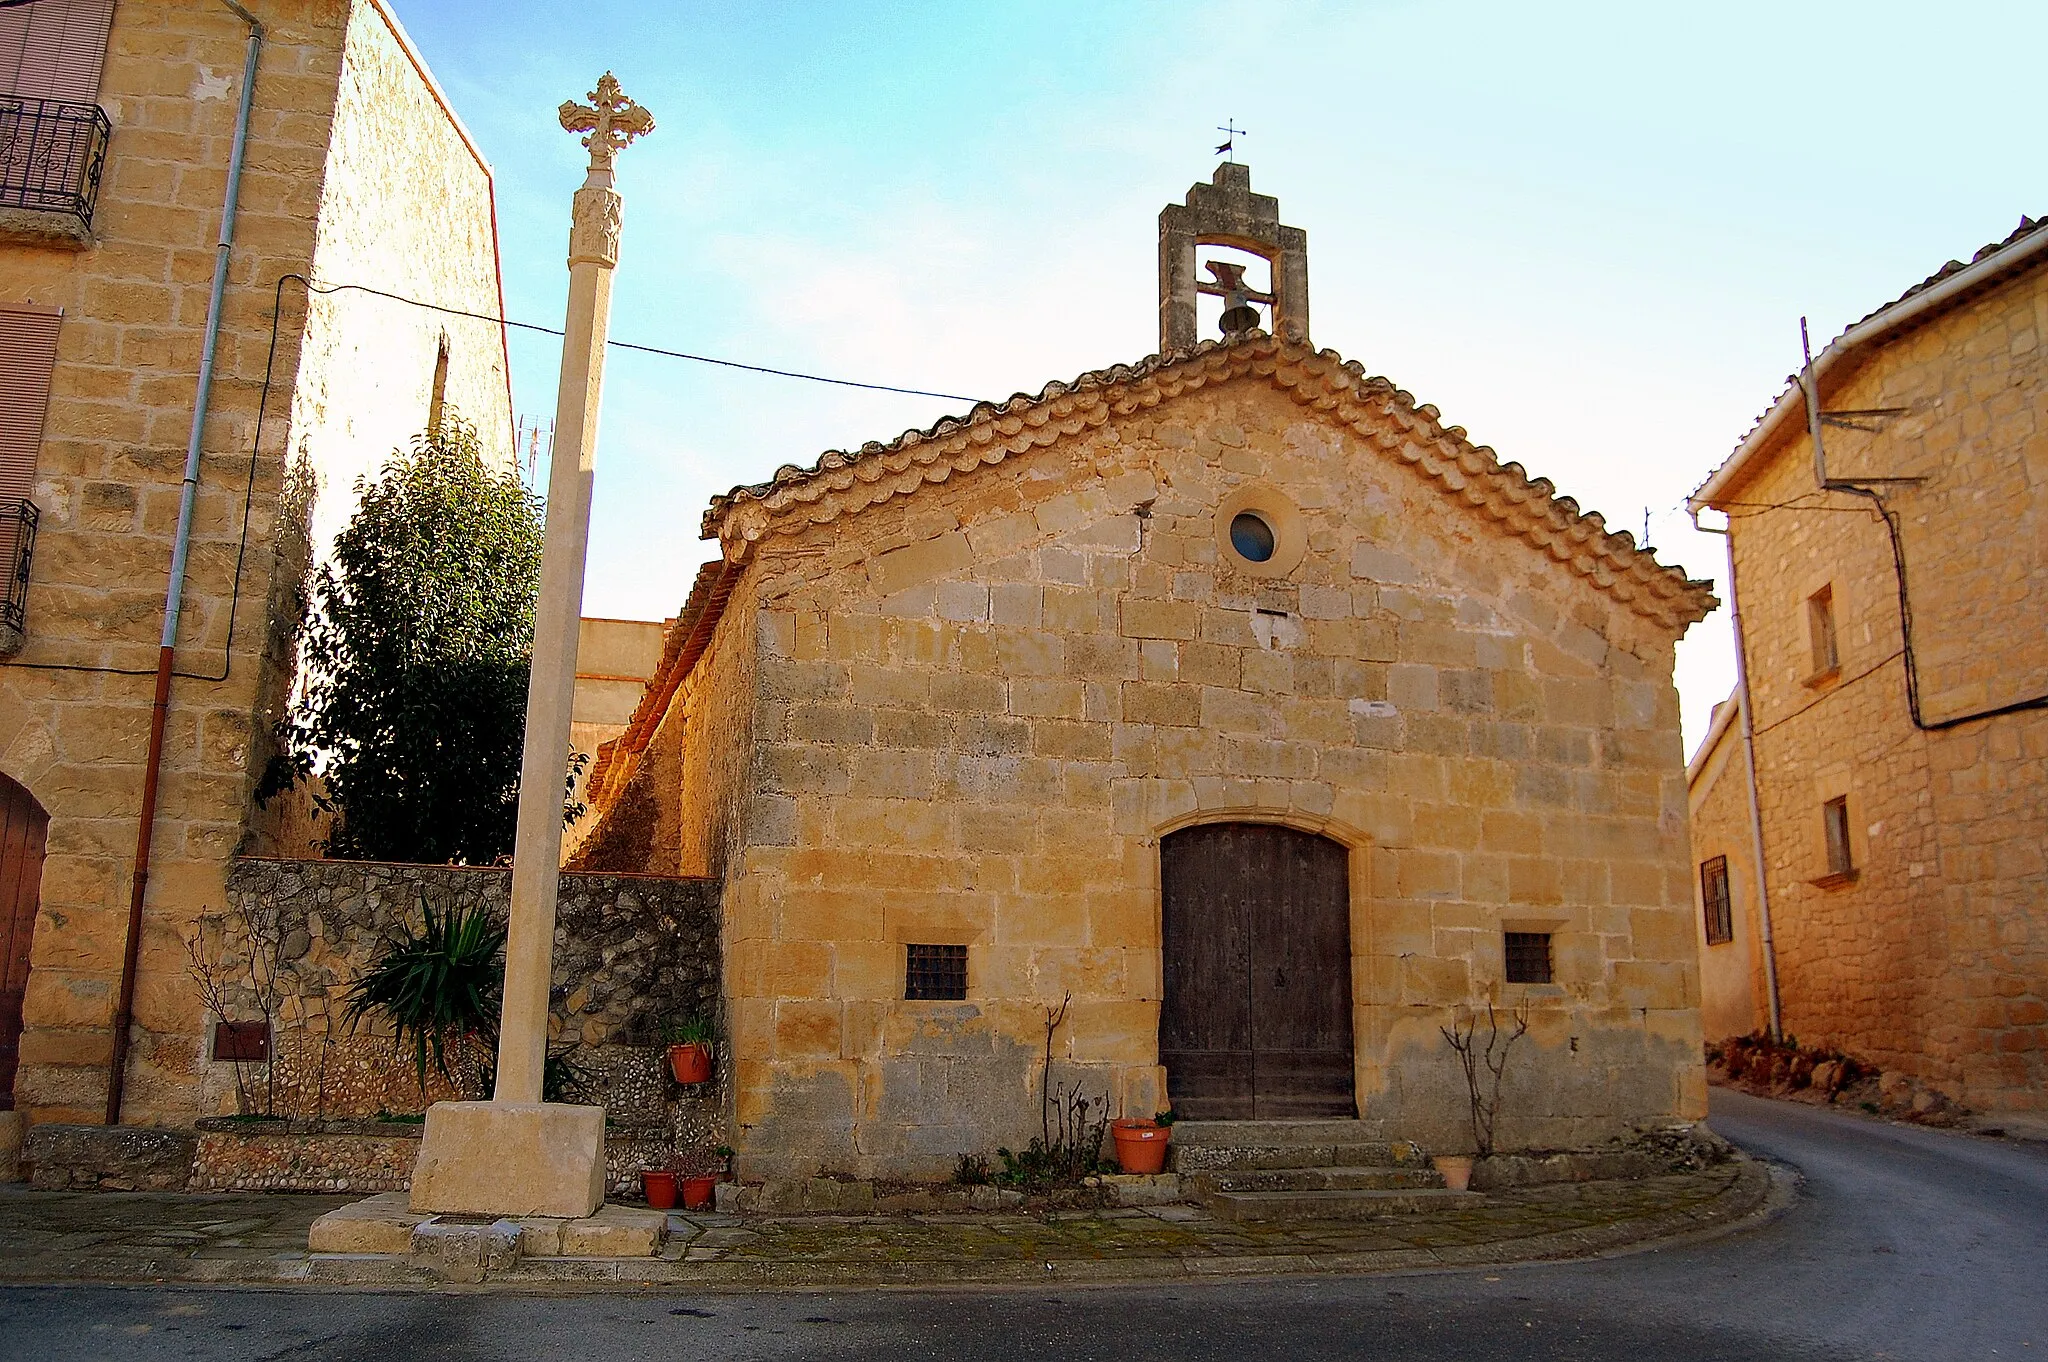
1158 822 1355 1120
0 772 48 1110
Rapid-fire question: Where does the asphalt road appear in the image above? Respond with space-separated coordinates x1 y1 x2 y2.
1 1090 2041 1362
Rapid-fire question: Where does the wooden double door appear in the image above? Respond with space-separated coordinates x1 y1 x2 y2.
1159 823 1356 1120
0 774 47 1110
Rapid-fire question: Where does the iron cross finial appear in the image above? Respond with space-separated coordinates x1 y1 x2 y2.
558 72 656 171
1214 120 1245 163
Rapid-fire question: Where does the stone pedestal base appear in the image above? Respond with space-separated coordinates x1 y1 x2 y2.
308 1191 668 1281
409 1101 605 1218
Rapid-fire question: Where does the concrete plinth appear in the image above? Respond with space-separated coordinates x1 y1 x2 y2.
409 1101 605 1218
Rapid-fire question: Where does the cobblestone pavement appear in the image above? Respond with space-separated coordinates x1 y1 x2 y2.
0 1160 1775 1289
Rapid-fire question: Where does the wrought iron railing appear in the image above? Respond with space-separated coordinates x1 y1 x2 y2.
0 96 111 227
1 499 36 640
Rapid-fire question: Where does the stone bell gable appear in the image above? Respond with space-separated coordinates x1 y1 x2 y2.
579 322 1717 1180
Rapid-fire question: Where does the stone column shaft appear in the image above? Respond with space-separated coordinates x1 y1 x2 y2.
494 179 618 1103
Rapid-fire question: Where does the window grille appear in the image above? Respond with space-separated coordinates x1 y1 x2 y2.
904 943 967 1001
1823 797 1854 877
1700 856 1733 945
1807 586 1839 676
1504 931 1552 985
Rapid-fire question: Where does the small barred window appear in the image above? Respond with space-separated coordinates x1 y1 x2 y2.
1701 856 1733 945
1504 931 1553 985
905 943 967 1001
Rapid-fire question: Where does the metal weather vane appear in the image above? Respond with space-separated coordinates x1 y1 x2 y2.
1215 119 1245 162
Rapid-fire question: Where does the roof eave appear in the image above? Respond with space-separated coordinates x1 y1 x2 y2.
1690 224 2048 512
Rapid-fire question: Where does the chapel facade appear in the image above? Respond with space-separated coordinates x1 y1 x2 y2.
578 165 1719 1179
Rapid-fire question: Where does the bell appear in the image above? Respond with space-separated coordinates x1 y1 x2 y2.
1219 302 1260 335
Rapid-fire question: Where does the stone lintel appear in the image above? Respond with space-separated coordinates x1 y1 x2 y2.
408 1100 605 1218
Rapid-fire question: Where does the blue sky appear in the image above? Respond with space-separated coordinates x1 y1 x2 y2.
391 0 2046 754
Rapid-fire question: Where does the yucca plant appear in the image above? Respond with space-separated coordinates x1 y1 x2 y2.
342 893 506 1092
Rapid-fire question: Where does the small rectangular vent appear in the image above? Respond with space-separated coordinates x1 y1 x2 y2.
905 943 967 1001
212 1020 270 1062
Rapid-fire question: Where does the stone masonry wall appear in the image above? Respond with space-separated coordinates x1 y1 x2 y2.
1717 260 2048 1111
1688 711 1768 1043
700 369 1706 1180
0 0 513 1126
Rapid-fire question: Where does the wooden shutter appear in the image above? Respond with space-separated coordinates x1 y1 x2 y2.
0 0 116 102
0 305 60 571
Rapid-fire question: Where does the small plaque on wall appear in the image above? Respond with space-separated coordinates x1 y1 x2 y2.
212 1020 271 1062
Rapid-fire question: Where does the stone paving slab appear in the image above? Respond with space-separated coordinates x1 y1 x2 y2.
0 1159 1780 1291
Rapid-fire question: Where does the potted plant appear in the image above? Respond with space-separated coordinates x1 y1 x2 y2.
640 1167 678 1209
663 1016 714 1085
1110 1108 1175 1175
670 1145 731 1210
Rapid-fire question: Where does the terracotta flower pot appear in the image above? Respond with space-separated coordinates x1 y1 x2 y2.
1432 1154 1475 1192
681 1174 718 1210
1111 1118 1171 1175
668 1042 713 1085
640 1169 678 1209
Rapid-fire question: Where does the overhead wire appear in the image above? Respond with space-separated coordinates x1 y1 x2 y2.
4 271 981 681
293 278 982 403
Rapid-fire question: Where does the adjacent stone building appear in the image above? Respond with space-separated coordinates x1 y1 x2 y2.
576 165 1721 1179
0 0 512 1130
563 616 668 864
1688 215 2048 1113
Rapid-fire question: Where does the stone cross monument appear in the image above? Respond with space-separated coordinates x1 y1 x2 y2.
407 73 654 1220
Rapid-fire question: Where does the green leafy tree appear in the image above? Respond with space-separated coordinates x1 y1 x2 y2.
271 414 544 863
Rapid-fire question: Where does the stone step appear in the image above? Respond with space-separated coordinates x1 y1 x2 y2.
1187 1165 1444 1196
1199 1187 1479 1222
1171 1119 1384 1146
1167 1122 1426 1173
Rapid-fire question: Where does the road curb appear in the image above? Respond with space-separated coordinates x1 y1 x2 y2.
0 1159 1781 1293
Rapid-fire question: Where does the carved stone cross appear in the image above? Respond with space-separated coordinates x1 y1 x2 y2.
558 71 656 172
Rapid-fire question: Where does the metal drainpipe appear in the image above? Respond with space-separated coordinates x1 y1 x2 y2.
1693 509 1785 1043
107 1 264 1125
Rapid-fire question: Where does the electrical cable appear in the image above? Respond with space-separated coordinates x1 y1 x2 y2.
6 267 982 682
1826 480 2048 731
289 277 981 403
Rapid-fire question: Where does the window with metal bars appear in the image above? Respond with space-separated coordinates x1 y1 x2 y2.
1503 931 1553 985
904 943 967 1001
1700 856 1733 945
1823 797 1854 876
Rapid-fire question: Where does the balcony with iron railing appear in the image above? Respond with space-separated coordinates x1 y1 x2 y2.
0 499 36 657
0 95 111 248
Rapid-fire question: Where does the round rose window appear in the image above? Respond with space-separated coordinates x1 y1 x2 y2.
1229 511 1276 563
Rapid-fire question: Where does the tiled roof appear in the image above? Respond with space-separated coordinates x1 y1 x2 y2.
706 331 1716 632
1696 214 2047 505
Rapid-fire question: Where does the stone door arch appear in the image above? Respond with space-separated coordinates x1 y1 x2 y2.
0 771 47 1109
1158 821 1354 1120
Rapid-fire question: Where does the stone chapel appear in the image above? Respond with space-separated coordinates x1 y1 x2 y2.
574 165 1720 1181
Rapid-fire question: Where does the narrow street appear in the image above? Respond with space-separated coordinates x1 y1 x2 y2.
0 1090 2040 1362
